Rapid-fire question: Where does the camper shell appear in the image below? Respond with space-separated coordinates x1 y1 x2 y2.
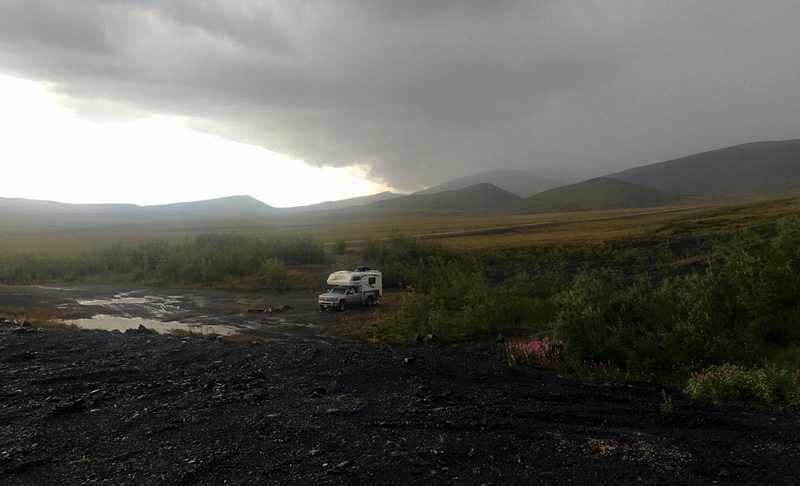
318 266 382 311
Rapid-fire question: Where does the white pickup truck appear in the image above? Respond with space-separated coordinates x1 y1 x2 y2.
318 266 382 311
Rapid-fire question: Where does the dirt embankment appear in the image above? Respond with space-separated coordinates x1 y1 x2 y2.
2 316 800 485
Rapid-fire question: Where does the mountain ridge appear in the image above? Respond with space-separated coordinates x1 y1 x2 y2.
509 177 680 214
0 195 276 225
413 169 564 198
608 139 800 195
3 139 800 224
311 183 523 218
286 191 405 212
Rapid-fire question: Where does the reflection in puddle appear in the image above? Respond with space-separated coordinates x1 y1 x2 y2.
65 315 239 336
76 292 181 308
78 297 150 306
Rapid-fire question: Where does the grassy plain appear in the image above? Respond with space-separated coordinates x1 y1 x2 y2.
3 195 797 257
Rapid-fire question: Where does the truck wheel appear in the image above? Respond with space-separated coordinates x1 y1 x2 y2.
320 305 326 312
366 295 375 307
338 300 346 311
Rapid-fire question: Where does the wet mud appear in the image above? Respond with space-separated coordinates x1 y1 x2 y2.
0 284 347 343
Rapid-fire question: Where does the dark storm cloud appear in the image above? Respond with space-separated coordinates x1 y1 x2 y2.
0 0 798 191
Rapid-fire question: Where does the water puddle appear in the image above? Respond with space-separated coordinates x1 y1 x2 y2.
78 296 150 306
73 292 182 313
58 289 242 335
65 315 239 336
4 284 343 343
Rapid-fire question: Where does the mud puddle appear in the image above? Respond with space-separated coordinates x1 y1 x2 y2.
64 315 239 335
1 283 346 342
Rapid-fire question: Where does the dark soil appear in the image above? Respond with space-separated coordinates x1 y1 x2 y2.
1 287 799 485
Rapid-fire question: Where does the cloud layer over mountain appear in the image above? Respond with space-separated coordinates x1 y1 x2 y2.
1 1 798 192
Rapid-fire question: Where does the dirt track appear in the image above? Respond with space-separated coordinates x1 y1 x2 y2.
1 285 800 485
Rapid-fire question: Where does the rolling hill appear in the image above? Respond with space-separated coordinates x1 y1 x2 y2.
414 169 564 198
0 197 139 225
509 177 679 214
286 191 405 212
0 197 138 216
136 196 278 220
0 195 277 225
4 139 800 228
608 139 800 196
337 183 523 217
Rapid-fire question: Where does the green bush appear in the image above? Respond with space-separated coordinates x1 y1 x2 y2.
364 230 462 288
552 216 800 388
0 232 325 287
551 270 683 378
332 239 347 255
259 258 289 293
685 364 800 404
383 261 563 342
390 258 482 338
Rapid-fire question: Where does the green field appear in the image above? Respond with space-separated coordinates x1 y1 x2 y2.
3 194 797 257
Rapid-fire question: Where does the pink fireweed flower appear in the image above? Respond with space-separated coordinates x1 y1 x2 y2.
507 337 564 363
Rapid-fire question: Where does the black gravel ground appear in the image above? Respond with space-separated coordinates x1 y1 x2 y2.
2 322 800 485
1 285 799 485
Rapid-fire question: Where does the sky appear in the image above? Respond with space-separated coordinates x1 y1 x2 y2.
0 1 799 208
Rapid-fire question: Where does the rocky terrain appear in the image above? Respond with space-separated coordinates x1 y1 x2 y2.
1 288 799 485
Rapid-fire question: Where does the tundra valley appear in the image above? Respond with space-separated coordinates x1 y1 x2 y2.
2 140 800 485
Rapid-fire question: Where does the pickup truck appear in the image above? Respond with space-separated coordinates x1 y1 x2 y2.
318 268 382 311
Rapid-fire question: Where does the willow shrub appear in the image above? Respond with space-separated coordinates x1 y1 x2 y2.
551 270 684 379
385 260 562 342
552 216 800 391
256 258 289 293
0 232 324 289
363 230 462 289
685 364 800 404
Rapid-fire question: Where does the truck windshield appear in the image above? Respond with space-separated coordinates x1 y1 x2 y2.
330 287 347 294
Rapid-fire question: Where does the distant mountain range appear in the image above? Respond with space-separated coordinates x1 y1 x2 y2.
413 169 564 198
608 139 800 196
2 139 799 224
0 195 277 225
340 183 522 217
509 177 679 214
286 191 404 212
140 195 279 219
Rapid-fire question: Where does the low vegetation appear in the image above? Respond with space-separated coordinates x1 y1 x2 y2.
352 213 800 404
684 365 800 405
0 232 324 289
4 197 800 404
0 305 74 330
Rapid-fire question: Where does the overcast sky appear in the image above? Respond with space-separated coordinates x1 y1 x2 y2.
1 1 798 207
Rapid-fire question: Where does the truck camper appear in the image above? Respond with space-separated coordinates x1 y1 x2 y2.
318 267 382 311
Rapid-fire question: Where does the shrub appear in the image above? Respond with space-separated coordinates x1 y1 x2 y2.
259 258 289 293
332 239 347 255
0 232 325 287
389 258 482 338
551 216 800 386
551 270 682 378
364 230 462 288
685 364 800 404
